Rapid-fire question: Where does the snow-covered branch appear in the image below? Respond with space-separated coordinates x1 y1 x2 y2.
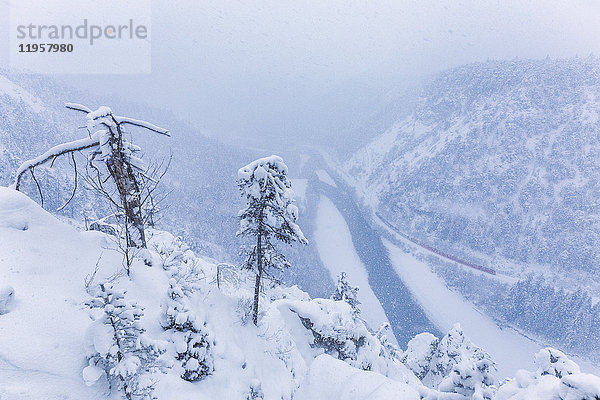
12 131 102 191
65 102 93 113
13 103 170 253
115 116 170 136
66 103 170 136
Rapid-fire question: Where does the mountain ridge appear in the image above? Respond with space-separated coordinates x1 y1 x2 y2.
346 56 600 276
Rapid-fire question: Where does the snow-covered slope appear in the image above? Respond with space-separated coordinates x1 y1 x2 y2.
0 188 110 399
0 75 46 113
382 235 600 379
0 72 332 298
0 186 420 399
3 144 600 399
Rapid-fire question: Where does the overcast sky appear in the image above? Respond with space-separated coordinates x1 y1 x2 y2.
2 0 600 147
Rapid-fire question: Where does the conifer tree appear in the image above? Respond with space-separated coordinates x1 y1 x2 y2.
237 155 308 325
160 279 214 382
331 272 361 316
84 283 165 400
403 323 497 397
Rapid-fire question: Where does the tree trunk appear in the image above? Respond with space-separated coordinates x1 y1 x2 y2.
106 124 146 249
106 155 146 248
252 229 263 325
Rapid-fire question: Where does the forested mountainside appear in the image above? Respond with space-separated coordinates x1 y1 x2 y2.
346 57 600 275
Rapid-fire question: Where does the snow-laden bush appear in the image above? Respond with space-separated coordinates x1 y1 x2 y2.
246 379 265 400
331 271 361 316
148 231 197 272
496 347 600 400
403 323 497 398
403 332 439 381
160 278 214 382
437 347 496 400
84 283 166 400
375 322 404 364
535 348 581 379
282 298 403 376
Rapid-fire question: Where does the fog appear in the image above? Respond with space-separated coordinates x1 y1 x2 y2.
2 0 600 149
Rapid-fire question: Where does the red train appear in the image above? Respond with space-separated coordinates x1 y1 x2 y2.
375 212 497 276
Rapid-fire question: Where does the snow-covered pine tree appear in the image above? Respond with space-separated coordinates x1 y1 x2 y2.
403 323 497 396
160 278 214 382
246 379 264 400
375 323 403 363
237 155 308 325
402 332 439 381
84 283 165 400
282 298 404 376
437 346 497 400
434 323 469 382
331 272 361 316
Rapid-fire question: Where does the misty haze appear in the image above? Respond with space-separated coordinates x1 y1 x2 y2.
1 1 600 399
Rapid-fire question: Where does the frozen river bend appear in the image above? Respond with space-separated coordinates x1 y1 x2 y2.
310 166 600 379
312 176 439 346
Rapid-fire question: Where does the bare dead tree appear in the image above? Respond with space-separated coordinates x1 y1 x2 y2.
13 103 170 254
85 154 171 275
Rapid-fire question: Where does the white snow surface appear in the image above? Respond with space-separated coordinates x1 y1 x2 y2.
315 169 337 187
0 186 415 399
313 195 393 339
0 187 115 399
0 285 14 314
3 175 600 399
295 354 419 400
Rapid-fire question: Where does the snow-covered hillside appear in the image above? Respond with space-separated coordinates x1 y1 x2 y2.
3 185 600 399
0 187 420 399
347 57 600 275
344 57 600 362
0 72 335 298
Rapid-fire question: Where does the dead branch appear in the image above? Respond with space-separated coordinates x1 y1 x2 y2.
57 152 78 212
13 132 101 191
30 168 44 207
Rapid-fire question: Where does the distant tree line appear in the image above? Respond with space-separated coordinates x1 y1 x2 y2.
434 258 600 363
